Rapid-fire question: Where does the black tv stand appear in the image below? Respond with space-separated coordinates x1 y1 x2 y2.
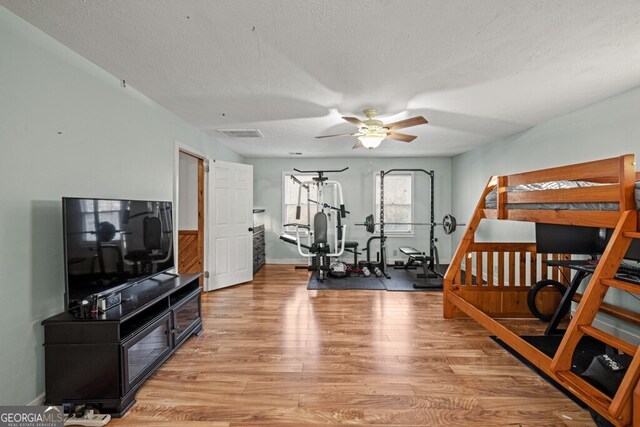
42 273 203 417
148 271 179 283
151 271 180 279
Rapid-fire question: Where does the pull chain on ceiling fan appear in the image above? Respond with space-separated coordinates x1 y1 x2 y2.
315 108 428 149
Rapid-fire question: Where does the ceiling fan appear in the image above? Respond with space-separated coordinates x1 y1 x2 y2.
315 108 428 149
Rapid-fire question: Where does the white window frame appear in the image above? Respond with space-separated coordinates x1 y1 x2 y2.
282 171 315 236
373 172 414 237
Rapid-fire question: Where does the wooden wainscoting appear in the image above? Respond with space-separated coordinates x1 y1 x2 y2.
178 230 201 274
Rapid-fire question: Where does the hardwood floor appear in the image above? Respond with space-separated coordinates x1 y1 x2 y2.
111 265 593 426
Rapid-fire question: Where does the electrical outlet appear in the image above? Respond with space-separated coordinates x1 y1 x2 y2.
393 250 398 256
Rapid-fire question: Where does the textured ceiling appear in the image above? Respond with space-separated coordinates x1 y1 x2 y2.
3 0 640 158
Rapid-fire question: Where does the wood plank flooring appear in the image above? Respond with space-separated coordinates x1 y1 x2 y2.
111 264 593 426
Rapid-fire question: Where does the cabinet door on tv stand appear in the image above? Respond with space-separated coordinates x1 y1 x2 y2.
172 291 202 346
121 312 172 394
45 342 120 403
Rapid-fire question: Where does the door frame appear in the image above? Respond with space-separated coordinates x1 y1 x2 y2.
174 141 208 289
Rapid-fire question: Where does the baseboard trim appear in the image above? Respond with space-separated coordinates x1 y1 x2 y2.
27 392 45 406
266 258 309 265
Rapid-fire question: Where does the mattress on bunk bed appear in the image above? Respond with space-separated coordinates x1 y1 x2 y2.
484 180 640 210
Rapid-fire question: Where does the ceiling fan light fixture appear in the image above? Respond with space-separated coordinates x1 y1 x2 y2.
315 108 427 149
358 132 386 149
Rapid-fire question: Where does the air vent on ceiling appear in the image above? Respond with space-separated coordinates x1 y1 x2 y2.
217 129 263 138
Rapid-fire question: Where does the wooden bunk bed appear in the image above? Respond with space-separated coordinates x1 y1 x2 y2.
443 154 640 426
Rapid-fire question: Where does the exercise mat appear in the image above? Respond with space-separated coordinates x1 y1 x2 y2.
490 335 613 408
307 274 386 290
307 269 445 291
382 268 443 292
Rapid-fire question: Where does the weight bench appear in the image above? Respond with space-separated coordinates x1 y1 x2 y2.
399 247 440 289
344 241 360 265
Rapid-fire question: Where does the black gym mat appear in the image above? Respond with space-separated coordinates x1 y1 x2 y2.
490 334 617 409
307 275 386 290
382 268 443 291
307 264 452 291
307 269 443 291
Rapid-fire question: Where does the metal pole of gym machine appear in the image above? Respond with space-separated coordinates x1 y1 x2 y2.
380 170 386 276
380 169 436 274
429 170 435 270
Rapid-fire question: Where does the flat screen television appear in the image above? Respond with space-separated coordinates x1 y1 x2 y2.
535 223 603 256
63 197 174 309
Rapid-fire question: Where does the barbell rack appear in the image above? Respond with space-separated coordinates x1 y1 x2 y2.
378 169 437 277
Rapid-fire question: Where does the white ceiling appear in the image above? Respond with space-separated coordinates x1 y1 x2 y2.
3 1 640 158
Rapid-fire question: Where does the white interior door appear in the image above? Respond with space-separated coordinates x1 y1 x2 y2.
207 160 253 291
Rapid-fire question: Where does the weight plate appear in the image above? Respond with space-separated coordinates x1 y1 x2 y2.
97 221 116 242
443 214 457 235
365 214 375 234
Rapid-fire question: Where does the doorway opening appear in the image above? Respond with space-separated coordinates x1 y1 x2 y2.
177 150 205 285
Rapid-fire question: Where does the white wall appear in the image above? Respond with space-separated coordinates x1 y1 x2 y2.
247 157 452 266
0 6 243 405
451 84 640 341
178 152 199 230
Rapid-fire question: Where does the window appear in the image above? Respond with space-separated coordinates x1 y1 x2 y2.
283 172 314 234
374 173 413 234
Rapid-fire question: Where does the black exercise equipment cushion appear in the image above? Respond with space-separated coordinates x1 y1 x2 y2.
314 212 328 244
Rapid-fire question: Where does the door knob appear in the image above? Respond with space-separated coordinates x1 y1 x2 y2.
248 227 254 232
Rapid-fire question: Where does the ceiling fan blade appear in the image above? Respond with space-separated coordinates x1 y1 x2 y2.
315 132 358 139
385 116 428 131
342 116 367 127
352 140 365 149
387 132 417 143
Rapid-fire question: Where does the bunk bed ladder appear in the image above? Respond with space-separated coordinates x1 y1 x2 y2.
443 177 495 318
550 211 639 426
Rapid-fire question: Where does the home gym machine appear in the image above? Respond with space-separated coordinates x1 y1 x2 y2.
355 169 465 288
279 168 357 281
